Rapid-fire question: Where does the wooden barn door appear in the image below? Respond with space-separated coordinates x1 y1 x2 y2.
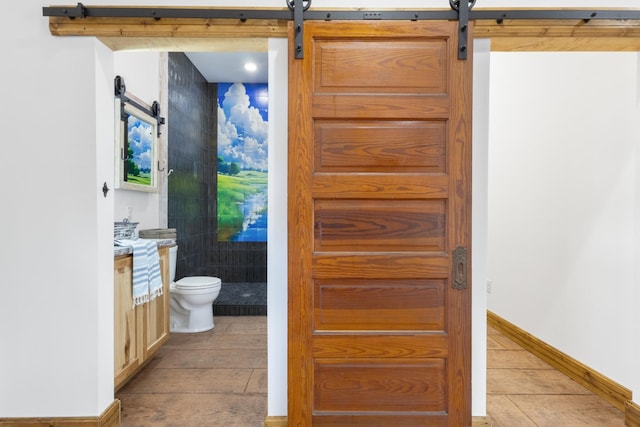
288 20 472 426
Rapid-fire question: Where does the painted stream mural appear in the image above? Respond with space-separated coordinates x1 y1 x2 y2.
217 82 268 242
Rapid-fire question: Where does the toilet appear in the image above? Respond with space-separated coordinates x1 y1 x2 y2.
168 245 222 333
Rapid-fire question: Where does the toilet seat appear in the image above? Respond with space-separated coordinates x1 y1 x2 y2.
174 276 221 290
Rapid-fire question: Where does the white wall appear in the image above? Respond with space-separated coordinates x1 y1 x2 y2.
113 51 163 230
95 39 117 413
633 54 640 400
267 38 289 416
472 39 491 416
0 2 112 416
487 52 640 393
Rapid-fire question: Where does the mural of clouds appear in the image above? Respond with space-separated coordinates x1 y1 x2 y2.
218 83 268 171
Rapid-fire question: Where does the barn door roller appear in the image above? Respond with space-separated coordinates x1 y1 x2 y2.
43 2 640 61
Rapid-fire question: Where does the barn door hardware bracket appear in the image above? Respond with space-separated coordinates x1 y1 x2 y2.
53 2 86 19
75 2 86 19
288 0 311 59
114 75 165 137
450 0 476 60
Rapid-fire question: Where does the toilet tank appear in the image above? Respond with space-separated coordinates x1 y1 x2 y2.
169 245 178 283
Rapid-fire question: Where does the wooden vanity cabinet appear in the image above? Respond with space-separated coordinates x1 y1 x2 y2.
114 255 143 389
144 247 171 357
114 245 171 391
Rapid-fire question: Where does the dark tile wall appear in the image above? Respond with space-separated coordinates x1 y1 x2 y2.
167 52 267 283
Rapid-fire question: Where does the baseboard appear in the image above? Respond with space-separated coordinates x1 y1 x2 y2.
265 415 491 426
487 310 631 411
0 399 120 426
264 416 288 427
626 400 640 427
99 401 120 427
472 416 493 426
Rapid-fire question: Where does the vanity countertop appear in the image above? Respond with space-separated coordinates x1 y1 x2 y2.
114 239 176 257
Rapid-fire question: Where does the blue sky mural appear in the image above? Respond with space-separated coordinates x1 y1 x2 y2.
217 83 268 242
218 82 268 171
128 115 153 170
125 114 154 185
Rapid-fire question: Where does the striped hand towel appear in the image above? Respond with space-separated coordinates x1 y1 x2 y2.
146 241 163 302
115 239 163 307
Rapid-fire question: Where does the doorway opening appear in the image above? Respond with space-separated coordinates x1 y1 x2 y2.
109 37 289 420
166 50 269 316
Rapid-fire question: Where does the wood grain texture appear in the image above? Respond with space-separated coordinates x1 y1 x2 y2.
312 254 449 279
445 21 473 427
314 120 446 173
475 18 640 38
314 199 446 252
475 17 640 51
313 358 446 412
312 335 449 359
314 279 445 331
114 246 172 391
144 246 171 357
287 20 314 427
99 36 268 52
114 255 143 390
314 40 447 93
312 174 449 199
50 16 287 39
312 94 450 120
487 311 631 411
311 415 449 427
263 415 493 427
289 20 472 426
472 417 493 427
263 416 288 427
626 400 640 427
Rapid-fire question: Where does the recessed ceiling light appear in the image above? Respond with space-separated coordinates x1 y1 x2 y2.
244 62 258 72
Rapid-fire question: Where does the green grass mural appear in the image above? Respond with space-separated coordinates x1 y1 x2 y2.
217 171 268 241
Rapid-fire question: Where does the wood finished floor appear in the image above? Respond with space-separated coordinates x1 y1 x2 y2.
117 316 267 427
116 316 625 426
487 325 624 426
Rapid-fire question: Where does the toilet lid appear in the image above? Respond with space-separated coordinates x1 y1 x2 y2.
174 276 221 290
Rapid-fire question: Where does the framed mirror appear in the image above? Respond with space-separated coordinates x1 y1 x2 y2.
114 83 160 192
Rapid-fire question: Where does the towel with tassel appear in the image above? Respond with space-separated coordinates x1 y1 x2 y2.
115 239 164 307
146 240 163 302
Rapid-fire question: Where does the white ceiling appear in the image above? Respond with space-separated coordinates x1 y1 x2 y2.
185 51 268 83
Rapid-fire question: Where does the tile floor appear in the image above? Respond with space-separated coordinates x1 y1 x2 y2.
117 316 626 426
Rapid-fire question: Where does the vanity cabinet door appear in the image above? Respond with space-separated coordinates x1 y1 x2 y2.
114 256 143 391
143 246 171 358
